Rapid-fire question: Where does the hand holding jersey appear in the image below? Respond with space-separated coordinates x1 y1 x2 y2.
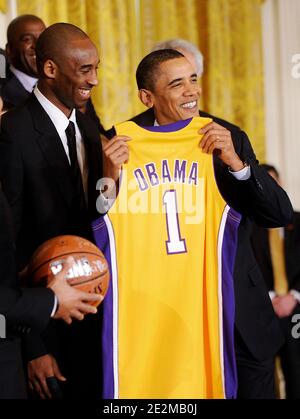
94 50 243 398
101 135 131 204
102 135 131 182
199 121 245 171
137 49 244 172
119 46 293 400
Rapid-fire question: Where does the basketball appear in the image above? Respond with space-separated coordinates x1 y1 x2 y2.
27 235 110 307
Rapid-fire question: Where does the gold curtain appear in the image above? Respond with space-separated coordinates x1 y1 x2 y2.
17 0 141 128
17 0 265 160
0 0 6 13
196 0 265 160
140 0 199 58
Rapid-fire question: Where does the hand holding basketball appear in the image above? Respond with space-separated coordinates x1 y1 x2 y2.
48 256 103 324
27 236 110 323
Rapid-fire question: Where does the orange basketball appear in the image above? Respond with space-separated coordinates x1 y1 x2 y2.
27 235 110 307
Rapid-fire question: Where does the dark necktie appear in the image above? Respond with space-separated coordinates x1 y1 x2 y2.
65 121 86 213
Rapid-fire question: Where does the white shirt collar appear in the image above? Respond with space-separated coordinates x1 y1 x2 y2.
33 85 76 135
154 119 159 126
9 65 38 93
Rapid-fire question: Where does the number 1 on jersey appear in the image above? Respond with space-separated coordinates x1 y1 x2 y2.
163 190 187 254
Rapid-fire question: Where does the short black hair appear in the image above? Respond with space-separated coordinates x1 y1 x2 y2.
260 164 279 178
35 22 88 75
136 49 184 91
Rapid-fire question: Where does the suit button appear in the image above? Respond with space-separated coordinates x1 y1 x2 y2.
22 326 31 334
256 179 263 190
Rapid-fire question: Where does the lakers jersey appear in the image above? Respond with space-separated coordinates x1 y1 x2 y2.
92 117 241 399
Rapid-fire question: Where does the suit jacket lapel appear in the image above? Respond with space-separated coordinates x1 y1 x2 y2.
28 95 74 208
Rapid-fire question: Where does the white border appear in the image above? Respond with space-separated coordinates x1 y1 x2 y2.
104 214 119 399
217 205 230 399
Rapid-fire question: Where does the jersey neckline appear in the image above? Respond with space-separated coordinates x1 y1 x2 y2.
141 118 193 133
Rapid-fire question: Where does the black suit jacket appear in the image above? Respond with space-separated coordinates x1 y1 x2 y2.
1 69 31 111
0 95 104 397
0 187 53 398
251 212 300 293
0 94 103 269
126 107 293 361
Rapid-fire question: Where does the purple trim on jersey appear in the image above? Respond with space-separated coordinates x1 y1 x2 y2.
142 118 192 132
91 217 114 399
221 207 241 399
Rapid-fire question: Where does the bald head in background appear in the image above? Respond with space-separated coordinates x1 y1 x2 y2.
6 14 46 77
35 23 99 117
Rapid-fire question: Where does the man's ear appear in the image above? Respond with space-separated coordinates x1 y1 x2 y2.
43 59 57 79
138 89 154 109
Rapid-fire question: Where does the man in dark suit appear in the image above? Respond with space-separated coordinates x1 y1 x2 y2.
0 186 102 398
251 164 300 399
0 23 120 399
1 14 105 133
1 15 45 111
115 49 293 398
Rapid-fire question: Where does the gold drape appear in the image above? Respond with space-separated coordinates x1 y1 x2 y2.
17 0 141 128
16 0 265 160
196 0 265 160
0 0 6 13
140 0 199 57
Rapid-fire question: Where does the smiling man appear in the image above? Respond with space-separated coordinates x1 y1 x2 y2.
0 23 106 399
102 49 293 399
1 15 46 111
137 50 200 123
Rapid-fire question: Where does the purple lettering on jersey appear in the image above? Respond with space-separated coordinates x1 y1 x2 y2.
134 168 149 191
145 163 159 187
188 162 198 185
162 159 172 183
174 159 187 183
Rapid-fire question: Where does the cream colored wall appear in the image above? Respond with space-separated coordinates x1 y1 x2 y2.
0 12 7 49
0 0 17 48
262 0 300 210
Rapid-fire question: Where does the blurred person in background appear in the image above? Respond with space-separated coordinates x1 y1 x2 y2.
251 164 300 399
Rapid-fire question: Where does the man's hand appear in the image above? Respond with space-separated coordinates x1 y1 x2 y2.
102 135 131 182
272 294 298 318
48 257 103 324
28 354 66 399
199 122 244 171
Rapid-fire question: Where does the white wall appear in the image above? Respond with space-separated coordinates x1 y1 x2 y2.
0 12 8 49
0 0 17 48
262 0 300 210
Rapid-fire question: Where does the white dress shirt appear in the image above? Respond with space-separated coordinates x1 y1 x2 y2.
34 86 91 316
34 85 88 202
9 65 38 93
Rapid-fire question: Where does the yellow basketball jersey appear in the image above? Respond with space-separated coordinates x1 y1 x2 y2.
92 117 241 399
